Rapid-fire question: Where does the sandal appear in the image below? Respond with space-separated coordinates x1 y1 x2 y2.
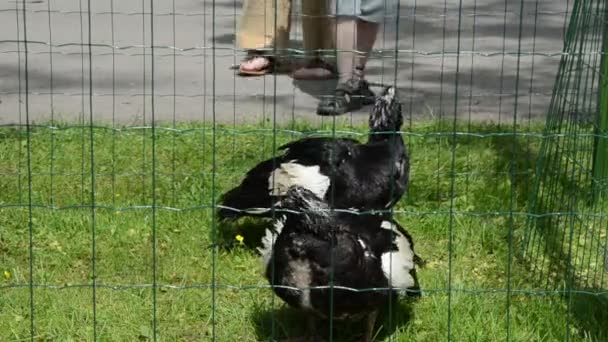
317 78 375 116
237 50 280 76
291 57 337 80
238 55 275 76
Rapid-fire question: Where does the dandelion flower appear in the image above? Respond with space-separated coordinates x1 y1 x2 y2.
235 234 244 245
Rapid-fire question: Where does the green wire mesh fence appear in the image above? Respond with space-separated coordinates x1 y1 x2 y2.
523 0 607 292
0 0 607 341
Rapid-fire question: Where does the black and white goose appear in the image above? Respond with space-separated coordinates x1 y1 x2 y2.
259 186 421 342
218 86 409 221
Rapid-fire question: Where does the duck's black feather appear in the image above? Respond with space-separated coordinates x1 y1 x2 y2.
218 86 408 221
263 186 420 323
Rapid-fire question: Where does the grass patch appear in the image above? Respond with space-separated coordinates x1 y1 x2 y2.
0 120 605 341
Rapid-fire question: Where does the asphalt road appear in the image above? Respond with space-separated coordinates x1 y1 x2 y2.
0 0 570 126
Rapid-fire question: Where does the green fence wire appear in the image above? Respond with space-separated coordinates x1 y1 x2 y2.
593 14 608 200
1 0 607 341
523 0 607 292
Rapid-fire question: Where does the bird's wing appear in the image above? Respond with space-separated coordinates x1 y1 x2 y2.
278 137 359 167
278 137 359 152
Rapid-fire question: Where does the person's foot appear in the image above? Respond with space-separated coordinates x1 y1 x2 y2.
237 51 277 76
316 78 375 116
291 57 337 80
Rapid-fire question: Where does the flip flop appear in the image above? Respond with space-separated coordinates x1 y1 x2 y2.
238 52 278 76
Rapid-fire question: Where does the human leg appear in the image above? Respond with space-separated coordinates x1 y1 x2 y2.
316 17 376 115
354 19 379 76
316 0 384 115
236 0 292 75
292 0 337 80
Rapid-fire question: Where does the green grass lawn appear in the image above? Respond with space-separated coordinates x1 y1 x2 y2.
0 120 605 341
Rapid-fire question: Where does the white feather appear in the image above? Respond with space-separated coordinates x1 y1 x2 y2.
268 161 330 200
379 221 416 292
257 216 285 267
380 221 393 230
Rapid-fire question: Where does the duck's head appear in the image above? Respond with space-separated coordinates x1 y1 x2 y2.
368 86 403 134
280 186 333 232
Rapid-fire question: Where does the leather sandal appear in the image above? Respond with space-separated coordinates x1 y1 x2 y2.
291 57 337 80
317 78 376 116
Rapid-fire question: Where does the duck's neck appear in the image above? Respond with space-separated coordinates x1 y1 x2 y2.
286 211 335 239
367 128 400 143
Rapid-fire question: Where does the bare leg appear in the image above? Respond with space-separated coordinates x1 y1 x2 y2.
363 310 379 342
236 0 292 75
335 18 357 84
354 20 380 74
301 0 334 56
336 18 379 83
290 0 337 80
316 18 376 115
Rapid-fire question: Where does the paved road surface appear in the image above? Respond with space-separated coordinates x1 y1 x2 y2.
0 0 570 126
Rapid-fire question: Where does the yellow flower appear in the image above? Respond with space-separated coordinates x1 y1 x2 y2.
3 271 11 280
235 234 244 245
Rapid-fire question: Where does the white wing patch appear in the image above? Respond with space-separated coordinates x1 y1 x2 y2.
268 161 330 200
379 221 416 293
257 216 285 268
380 221 394 230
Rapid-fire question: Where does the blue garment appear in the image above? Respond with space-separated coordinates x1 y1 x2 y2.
330 0 397 23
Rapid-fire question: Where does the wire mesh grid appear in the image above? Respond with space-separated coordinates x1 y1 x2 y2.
523 0 607 297
0 0 606 341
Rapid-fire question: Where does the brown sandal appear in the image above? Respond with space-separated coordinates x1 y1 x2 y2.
291 57 337 80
